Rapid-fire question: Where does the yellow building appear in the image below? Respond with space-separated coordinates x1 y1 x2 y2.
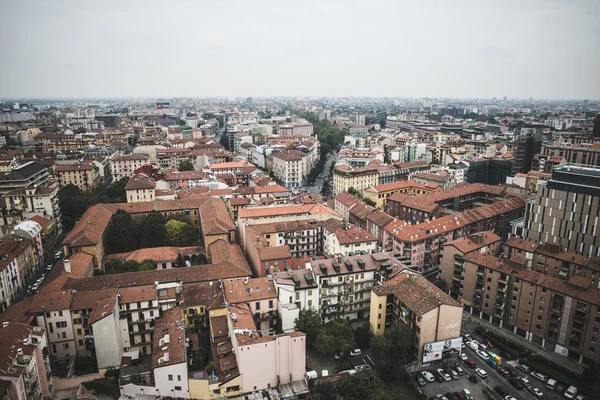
333 165 379 196
125 174 156 203
370 273 463 362
55 163 100 191
364 180 438 209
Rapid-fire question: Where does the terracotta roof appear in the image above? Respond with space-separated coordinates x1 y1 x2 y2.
335 226 376 245
365 210 394 227
112 155 149 162
105 246 183 263
119 285 158 303
463 252 515 274
515 269 600 305
30 215 51 229
182 283 226 310
274 268 318 289
223 277 277 305
257 246 292 261
152 306 186 368
199 197 235 235
372 273 461 315
504 237 539 253
368 179 436 193
412 172 447 183
55 163 95 172
238 203 339 219
443 231 501 254
125 174 156 190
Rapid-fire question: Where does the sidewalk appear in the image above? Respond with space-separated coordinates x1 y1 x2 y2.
461 312 583 375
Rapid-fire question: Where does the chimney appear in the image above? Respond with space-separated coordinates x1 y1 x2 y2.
64 259 71 273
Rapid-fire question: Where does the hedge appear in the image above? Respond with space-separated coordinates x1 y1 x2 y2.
82 379 120 399
474 327 531 358
522 355 581 388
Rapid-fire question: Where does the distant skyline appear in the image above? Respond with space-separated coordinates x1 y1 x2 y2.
1 0 599 99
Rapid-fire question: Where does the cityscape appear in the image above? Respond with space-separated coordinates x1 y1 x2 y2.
0 2 599 400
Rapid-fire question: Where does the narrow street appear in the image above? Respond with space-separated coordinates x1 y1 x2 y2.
306 151 336 197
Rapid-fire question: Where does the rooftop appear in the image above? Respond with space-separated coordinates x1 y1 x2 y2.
152 306 186 368
223 277 277 305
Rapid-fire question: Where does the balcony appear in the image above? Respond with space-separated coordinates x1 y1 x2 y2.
551 304 562 315
575 303 588 313
475 278 483 285
498 284 507 293
573 312 585 323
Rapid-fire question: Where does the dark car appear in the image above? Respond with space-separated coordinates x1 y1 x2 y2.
465 359 477 368
503 366 517 377
453 392 465 400
555 384 566 394
494 386 509 397
497 367 510 378
508 377 525 390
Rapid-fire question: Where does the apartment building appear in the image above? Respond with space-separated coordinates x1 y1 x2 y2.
363 179 437 209
540 143 600 167
440 231 502 300
333 192 360 221
1 182 60 227
504 237 600 288
273 269 319 332
333 164 379 196
270 150 309 189
310 254 383 322
522 164 600 257
323 221 377 256
0 234 43 311
54 163 100 191
0 323 53 400
110 155 150 181
0 162 50 196
384 196 526 269
462 158 512 186
223 277 278 337
125 174 156 203
244 220 321 260
369 272 463 362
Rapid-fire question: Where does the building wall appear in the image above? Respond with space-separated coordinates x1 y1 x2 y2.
369 292 387 335
153 362 190 398
418 305 463 361
126 188 154 203
92 302 123 369
188 374 243 400
38 310 76 358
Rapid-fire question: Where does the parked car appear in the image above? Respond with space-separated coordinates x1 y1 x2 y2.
449 369 459 380
355 364 371 371
564 386 578 399
421 371 435 382
460 353 468 361
475 368 487 379
555 384 566 394
531 371 548 382
334 352 343 360
46 264 53 272
350 349 362 357
527 385 545 399
484 338 495 348
461 389 473 400
503 366 517 377
437 368 451 382
416 375 427 386
463 334 473 342
476 349 489 360
465 359 476 368
467 341 479 351
518 376 531 387
505 397 517 400
508 377 525 390
494 386 509 397
452 392 465 400
574 395 586 400
478 343 487 352
517 363 531 373
455 366 466 375
497 367 510 378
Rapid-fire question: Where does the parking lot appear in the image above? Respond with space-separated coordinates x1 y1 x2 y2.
306 348 375 377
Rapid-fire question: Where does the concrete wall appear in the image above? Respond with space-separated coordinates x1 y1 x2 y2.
92 301 123 369
418 304 462 361
153 362 189 398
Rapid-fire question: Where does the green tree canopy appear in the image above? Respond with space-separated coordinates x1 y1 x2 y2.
314 319 355 355
104 258 156 274
165 219 187 245
105 210 137 253
294 308 322 348
370 324 415 382
337 370 385 400
139 211 167 248
178 160 194 171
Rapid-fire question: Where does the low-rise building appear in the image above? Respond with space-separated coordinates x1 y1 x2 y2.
54 163 100 191
323 221 377 256
125 174 156 203
110 155 150 181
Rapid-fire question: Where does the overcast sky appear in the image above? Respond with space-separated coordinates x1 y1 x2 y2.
1 0 598 99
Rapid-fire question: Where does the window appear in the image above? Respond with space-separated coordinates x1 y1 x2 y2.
78 340 84 346
594 327 599 334
295 292 300 301
74 318 82 325
177 375 181 381
56 321 67 328
174 386 182 391
378 314 381 319
158 289 168 296
540 296 545 303
536 324 541 330
61 332 67 339
379 303 382 309
63 343 69 349
592 336 597 344
77 329 82 335
268 300 273 309
58 311 63 317
538 306 544 312
308 290 312 296
255 302 261 310
590 347 595 354
168 375 173 381
308 300 312 307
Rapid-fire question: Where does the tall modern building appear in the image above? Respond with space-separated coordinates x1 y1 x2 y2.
522 164 600 257
512 126 543 175
593 113 600 138
464 158 512 185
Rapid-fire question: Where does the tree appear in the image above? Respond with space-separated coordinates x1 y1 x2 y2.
180 224 200 246
314 319 355 355
310 380 336 400
59 184 94 232
105 210 138 253
105 177 129 202
581 361 600 396
176 254 186 268
166 220 187 245
370 325 415 382
178 160 194 171
353 322 372 349
139 211 167 248
139 259 156 271
191 350 205 372
294 308 322 348
337 370 385 400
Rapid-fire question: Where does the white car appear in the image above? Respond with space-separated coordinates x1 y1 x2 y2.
436 368 451 382
530 371 548 382
460 353 468 361
527 386 544 399
467 341 479 351
476 349 489 360
565 386 578 400
475 368 487 379
421 371 435 382
350 349 362 357
505 397 517 400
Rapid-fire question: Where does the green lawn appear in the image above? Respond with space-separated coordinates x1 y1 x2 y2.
384 380 422 400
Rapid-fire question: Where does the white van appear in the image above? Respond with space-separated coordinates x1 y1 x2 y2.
306 370 318 380
565 386 578 399
547 379 557 390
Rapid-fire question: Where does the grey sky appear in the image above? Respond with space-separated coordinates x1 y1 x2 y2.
1 0 599 99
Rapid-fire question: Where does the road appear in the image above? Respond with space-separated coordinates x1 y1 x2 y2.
306 151 336 197
15 250 61 303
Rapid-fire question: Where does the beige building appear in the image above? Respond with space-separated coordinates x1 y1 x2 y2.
333 165 379 196
55 163 100 191
125 174 156 203
370 273 463 362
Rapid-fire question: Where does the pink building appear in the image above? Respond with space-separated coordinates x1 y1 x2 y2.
110 155 150 181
